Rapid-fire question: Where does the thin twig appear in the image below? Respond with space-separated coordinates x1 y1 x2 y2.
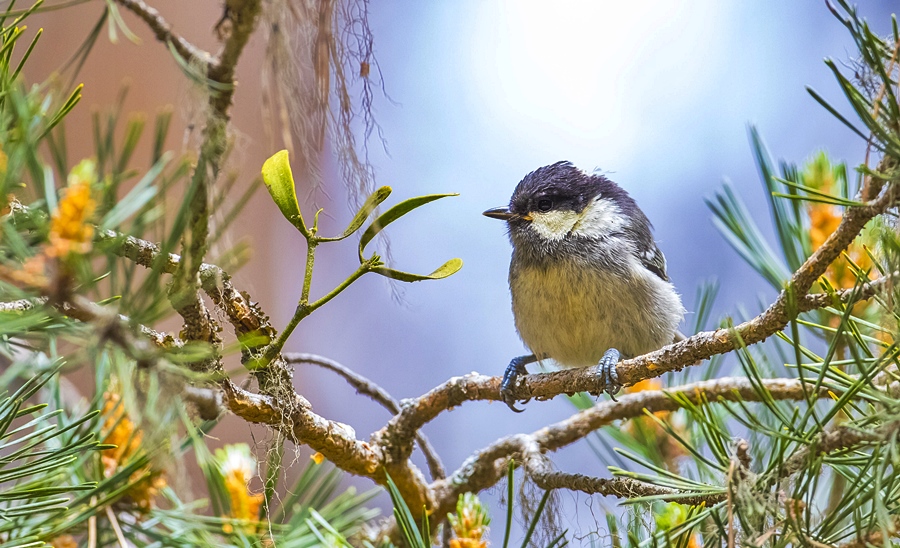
115 0 262 352
285 352 445 480
207 0 263 118
0 259 187 365
781 423 894 478
113 0 210 67
519 436 725 506
286 352 397 410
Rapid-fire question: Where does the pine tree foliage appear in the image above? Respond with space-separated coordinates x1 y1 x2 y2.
0 1 382 546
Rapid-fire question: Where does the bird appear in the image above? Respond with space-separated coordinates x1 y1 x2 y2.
483 161 685 412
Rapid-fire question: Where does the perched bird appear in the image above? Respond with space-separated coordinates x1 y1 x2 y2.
484 161 685 412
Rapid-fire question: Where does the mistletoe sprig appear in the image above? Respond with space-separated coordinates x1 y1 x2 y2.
256 150 462 367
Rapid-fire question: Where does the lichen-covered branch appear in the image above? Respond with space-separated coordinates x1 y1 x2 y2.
519 436 725 506
207 0 263 118
22 239 890 537
218 377 434 514
114 0 260 121
0 298 42 312
428 377 824 520
114 0 262 351
96 229 262 345
99 212 893 527
0 255 187 358
95 148 897 537
96 230 224 295
780 422 897 478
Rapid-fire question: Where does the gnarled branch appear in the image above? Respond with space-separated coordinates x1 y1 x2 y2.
284 352 446 481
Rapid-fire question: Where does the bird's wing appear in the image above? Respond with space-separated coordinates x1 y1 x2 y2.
639 243 670 282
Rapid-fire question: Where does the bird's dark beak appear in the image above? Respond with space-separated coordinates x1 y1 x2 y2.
483 207 513 220
484 207 530 221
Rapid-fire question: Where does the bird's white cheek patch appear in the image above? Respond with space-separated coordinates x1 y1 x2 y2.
529 210 580 241
571 198 623 239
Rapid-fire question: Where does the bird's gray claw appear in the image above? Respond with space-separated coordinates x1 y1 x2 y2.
598 348 622 400
502 394 526 413
500 355 532 412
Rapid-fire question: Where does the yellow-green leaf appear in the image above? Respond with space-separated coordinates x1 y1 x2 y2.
261 150 308 236
321 186 392 242
358 193 458 260
371 258 463 282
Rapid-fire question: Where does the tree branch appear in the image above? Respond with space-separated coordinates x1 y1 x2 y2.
221 375 435 517
207 0 262 118
781 422 897 478
376 266 894 466
95 230 221 287
182 385 225 421
284 352 446 481
97 222 892 527
519 436 725 506
96 230 260 344
113 0 263 353
425 377 828 524
113 0 211 67
96 228 296 397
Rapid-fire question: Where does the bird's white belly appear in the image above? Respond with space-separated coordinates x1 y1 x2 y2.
510 261 682 367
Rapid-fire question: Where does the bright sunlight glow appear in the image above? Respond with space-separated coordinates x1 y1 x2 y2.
470 1 729 169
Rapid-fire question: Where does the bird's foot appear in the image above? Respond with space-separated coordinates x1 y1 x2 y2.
500 355 536 413
598 348 622 401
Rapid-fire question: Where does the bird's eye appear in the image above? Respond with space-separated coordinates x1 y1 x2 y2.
537 199 553 212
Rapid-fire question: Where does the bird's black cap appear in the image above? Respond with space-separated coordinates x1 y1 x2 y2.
483 161 643 224
512 161 636 216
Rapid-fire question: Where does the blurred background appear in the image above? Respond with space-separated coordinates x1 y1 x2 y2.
25 0 898 540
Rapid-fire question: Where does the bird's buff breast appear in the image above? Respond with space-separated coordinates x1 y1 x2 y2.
510 260 682 367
